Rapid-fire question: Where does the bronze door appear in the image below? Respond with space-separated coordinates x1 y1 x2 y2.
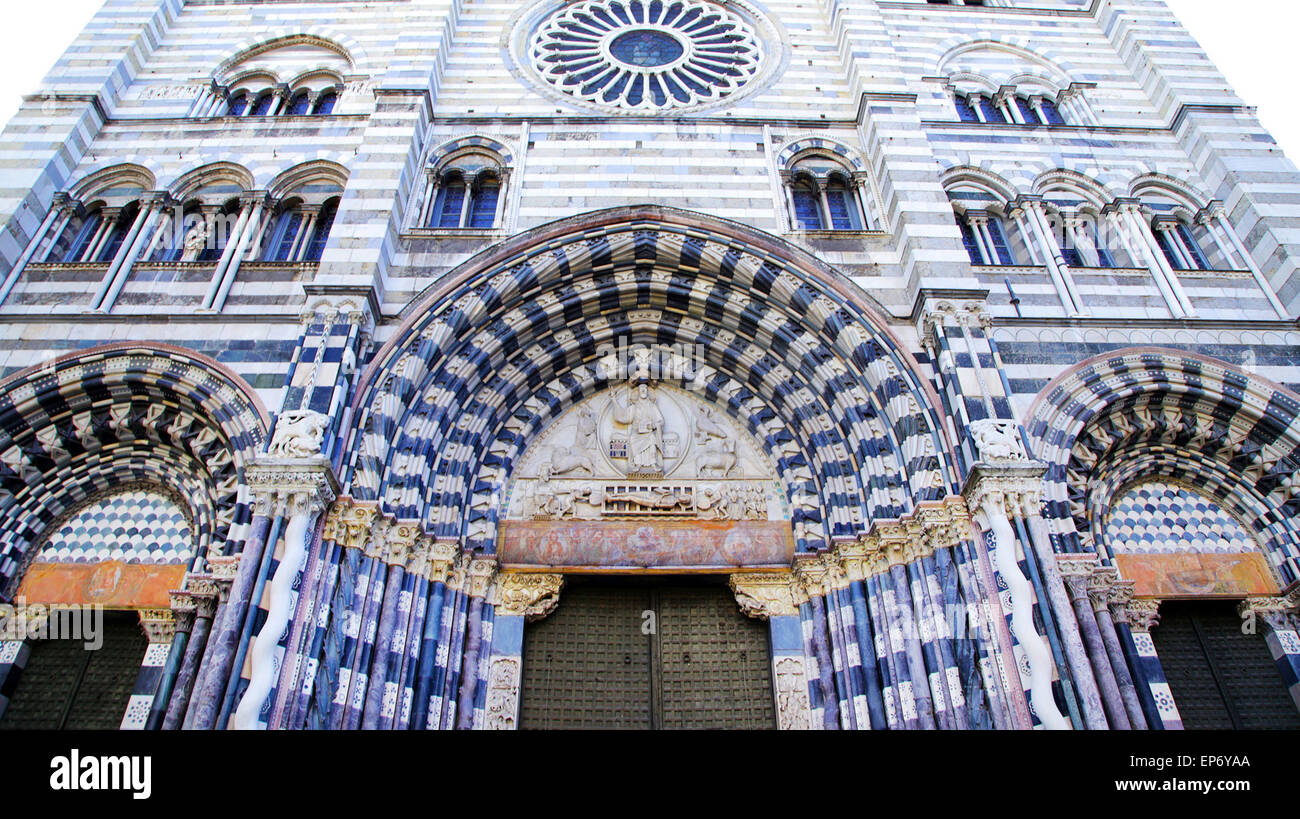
1152 601 1300 730
519 581 775 729
0 611 147 730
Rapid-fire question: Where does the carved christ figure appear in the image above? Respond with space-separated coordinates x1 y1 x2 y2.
613 383 664 473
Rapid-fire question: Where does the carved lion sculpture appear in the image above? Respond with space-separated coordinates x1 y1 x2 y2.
968 419 1028 463
267 409 330 459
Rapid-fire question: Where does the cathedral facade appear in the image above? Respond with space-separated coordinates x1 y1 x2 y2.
0 0 1297 731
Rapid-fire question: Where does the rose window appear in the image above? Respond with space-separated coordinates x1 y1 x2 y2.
530 0 764 112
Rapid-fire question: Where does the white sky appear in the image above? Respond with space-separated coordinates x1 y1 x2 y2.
0 1 1294 162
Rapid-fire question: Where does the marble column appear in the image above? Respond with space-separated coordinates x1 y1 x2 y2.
1057 555 1129 728
964 462 1071 729
232 457 337 729
1087 569 1147 729
481 572 564 730
732 571 816 730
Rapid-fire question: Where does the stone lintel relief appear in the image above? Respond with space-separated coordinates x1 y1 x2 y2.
501 380 793 570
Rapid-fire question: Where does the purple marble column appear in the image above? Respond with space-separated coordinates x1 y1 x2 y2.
807 595 840 730
163 610 213 729
455 595 485 730
184 513 272 730
1090 579 1148 730
361 563 405 729
1059 565 1129 729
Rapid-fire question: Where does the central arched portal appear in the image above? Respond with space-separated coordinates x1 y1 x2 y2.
502 369 790 727
340 207 965 731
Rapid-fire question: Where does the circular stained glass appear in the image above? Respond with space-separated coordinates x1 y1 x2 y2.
529 0 764 112
609 30 685 67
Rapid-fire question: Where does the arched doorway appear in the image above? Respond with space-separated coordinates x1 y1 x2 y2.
519 577 775 729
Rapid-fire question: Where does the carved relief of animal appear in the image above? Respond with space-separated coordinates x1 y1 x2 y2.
696 438 737 477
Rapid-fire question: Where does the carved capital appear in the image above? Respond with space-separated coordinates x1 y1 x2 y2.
1237 595 1299 633
730 572 798 620
495 573 565 620
330 499 381 552
1126 599 1161 633
246 457 338 519
963 462 1046 523
207 554 240 604
168 590 197 633
1086 566 1120 613
383 520 423 568
467 556 498 598
138 609 176 644
424 538 459 585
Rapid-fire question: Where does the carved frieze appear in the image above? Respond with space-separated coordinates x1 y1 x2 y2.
506 380 783 524
495 573 564 620
483 656 522 730
730 572 798 619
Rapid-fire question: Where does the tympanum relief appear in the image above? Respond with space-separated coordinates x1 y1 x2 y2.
506 382 784 524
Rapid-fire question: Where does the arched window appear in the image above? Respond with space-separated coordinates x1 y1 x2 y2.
303 198 338 261
1154 218 1211 271
312 90 338 116
467 176 501 229
249 92 277 116
285 90 312 116
429 174 468 228
780 153 875 233
50 208 103 263
418 142 513 231
226 92 250 117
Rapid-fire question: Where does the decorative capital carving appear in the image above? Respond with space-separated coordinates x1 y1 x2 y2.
730 572 798 619
467 556 498 598
138 609 176 644
1237 595 1299 633
424 538 459 585
383 520 423 568
1086 565 1120 613
1126 599 1161 633
168 590 197 633
495 573 565 620
246 457 338 519
962 462 1046 523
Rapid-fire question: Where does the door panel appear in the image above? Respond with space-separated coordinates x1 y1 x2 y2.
1152 601 1300 730
0 611 146 730
520 586 652 729
520 581 774 729
657 586 775 729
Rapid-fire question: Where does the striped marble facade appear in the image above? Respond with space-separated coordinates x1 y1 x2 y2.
0 0 1295 731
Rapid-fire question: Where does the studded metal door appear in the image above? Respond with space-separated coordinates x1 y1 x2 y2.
0 611 147 730
519 581 775 729
1151 601 1300 730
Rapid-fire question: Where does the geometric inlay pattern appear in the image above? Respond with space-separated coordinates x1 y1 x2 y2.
39 488 194 565
1103 480 1257 555
529 0 763 112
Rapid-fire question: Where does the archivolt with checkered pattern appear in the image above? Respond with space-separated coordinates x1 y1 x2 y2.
1025 348 1300 586
0 344 269 595
344 208 956 551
